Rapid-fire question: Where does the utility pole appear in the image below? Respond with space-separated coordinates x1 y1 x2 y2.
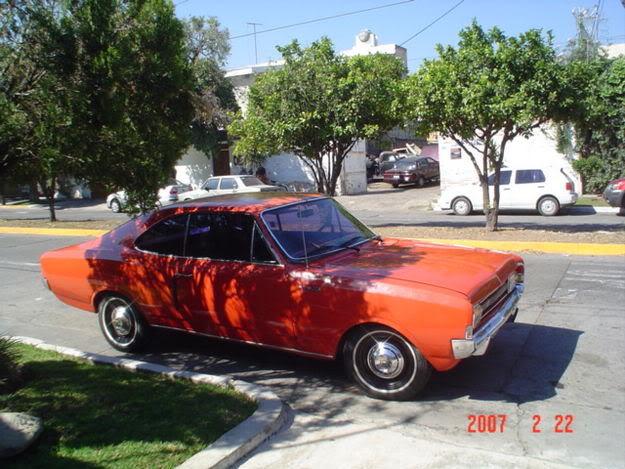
247 22 262 64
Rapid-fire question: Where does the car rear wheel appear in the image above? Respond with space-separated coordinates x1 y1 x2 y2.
110 199 122 213
343 325 432 400
452 197 472 216
98 295 149 352
537 196 559 216
416 175 425 188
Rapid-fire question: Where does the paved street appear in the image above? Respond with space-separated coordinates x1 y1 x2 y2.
1 187 623 233
0 232 624 468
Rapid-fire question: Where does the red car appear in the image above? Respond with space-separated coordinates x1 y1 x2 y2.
40 193 524 400
383 156 440 188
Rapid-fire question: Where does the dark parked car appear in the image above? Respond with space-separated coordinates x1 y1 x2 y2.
603 178 625 210
383 157 440 188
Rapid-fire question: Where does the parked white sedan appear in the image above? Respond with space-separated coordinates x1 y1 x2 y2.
440 168 578 216
106 179 192 213
178 175 283 200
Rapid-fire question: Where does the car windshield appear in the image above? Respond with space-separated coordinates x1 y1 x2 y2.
241 176 264 187
261 198 376 262
395 159 417 169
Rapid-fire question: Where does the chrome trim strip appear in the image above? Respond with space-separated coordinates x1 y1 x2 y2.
452 284 524 359
151 324 334 359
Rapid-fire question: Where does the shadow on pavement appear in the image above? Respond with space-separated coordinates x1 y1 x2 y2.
133 322 582 407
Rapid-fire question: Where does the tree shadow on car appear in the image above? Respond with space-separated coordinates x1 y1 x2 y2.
422 323 583 404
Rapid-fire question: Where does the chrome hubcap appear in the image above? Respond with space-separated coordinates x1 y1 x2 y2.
367 342 404 379
110 306 132 336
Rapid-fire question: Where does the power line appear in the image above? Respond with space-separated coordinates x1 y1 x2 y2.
230 0 415 40
400 0 465 46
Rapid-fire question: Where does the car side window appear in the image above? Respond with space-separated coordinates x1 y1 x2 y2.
219 178 237 190
206 178 219 190
252 224 277 264
488 170 511 186
515 169 546 184
186 212 254 262
135 214 188 256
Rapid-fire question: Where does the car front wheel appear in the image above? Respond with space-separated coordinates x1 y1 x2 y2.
343 325 432 400
452 197 472 216
537 196 560 216
416 175 425 188
98 295 149 352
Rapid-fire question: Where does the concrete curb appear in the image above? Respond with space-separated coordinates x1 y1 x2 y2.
9 336 288 469
431 203 620 214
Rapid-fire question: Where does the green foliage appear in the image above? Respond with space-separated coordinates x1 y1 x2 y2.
405 21 576 230
1 0 195 217
570 57 625 192
0 336 20 392
184 17 238 158
2 343 256 467
229 37 406 195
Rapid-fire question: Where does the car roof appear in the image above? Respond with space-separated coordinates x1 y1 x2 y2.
155 192 326 218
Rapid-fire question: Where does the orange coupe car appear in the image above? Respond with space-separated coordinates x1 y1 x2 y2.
40 193 524 400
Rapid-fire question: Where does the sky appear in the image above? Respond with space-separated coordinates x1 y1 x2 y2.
174 0 625 72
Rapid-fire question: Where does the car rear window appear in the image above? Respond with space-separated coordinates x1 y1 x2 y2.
240 177 264 187
135 214 188 256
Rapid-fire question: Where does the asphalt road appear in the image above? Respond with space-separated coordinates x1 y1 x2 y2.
1 195 623 233
0 233 624 467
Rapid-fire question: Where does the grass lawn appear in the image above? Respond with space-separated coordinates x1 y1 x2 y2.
1 343 257 469
575 195 609 207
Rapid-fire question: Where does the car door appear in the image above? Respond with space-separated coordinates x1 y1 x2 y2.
217 177 238 195
513 169 547 209
173 211 297 348
488 170 513 208
131 213 199 330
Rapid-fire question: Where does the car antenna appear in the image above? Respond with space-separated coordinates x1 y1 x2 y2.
298 204 309 270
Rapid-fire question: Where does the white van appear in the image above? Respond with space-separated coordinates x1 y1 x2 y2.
440 168 578 216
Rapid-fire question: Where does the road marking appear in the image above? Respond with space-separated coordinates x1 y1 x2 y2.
0 227 107 236
418 238 625 256
0 260 40 267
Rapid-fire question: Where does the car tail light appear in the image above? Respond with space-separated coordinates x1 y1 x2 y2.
565 182 573 191
170 188 178 194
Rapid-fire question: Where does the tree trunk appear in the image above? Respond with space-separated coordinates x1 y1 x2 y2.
0 178 5 205
42 177 57 222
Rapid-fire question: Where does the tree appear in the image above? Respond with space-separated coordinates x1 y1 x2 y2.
229 37 406 196
183 16 238 158
406 21 576 231
1 0 195 219
570 57 625 192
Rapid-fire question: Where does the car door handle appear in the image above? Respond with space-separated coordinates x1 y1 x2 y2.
537 185 545 188
298 284 320 291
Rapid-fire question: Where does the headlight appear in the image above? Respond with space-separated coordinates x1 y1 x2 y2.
472 303 484 329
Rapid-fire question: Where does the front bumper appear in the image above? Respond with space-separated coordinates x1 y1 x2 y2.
451 284 524 359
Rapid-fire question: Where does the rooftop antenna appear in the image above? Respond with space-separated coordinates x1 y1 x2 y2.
247 22 262 63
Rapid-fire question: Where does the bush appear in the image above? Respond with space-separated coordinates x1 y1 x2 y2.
0 336 21 392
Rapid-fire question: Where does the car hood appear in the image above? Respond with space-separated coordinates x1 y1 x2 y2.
313 238 518 301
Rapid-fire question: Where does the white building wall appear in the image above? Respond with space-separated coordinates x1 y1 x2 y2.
175 146 213 188
438 125 582 193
